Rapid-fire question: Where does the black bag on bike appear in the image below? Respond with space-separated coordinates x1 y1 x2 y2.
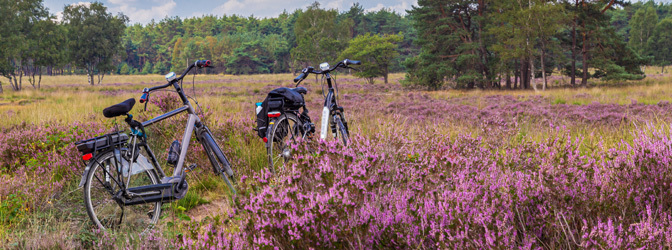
255 87 306 138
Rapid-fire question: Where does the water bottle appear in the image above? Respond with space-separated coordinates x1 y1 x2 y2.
255 102 263 115
167 140 181 165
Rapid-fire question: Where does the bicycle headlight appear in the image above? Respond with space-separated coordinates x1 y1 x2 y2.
320 62 330 71
165 72 176 82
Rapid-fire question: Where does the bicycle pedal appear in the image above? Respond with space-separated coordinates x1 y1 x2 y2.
185 164 197 173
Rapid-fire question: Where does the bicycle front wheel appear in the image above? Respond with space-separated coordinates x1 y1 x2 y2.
83 150 161 232
334 113 350 146
267 113 304 173
201 131 236 195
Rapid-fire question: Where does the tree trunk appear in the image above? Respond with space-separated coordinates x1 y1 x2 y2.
521 60 529 89
571 0 578 87
530 55 537 91
384 67 389 84
581 31 589 87
514 60 519 89
87 65 94 85
506 72 511 89
30 66 37 89
38 71 42 89
541 46 547 91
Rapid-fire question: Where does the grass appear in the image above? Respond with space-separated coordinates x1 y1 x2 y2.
1 70 672 247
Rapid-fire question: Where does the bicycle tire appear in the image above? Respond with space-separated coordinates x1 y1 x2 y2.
267 113 304 173
83 150 161 232
201 132 237 195
334 114 349 146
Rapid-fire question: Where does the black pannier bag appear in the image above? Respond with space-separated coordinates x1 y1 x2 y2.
255 87 305 138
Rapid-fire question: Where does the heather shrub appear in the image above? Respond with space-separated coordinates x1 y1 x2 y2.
180 124 672 248
0 122 106 210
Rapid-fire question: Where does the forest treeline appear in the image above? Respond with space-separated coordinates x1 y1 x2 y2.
408 0 672 89
1 0 671 92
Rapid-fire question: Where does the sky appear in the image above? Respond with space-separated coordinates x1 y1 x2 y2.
44 0 418 24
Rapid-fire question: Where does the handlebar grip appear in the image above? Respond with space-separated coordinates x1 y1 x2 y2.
196 60 211 68
139 92 149 103
345 59 362 66
294 73 306 83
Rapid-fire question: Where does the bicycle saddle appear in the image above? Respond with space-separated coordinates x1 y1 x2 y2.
103 98 136 118
290 87 307 95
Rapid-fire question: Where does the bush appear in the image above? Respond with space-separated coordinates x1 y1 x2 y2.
181 124 672 248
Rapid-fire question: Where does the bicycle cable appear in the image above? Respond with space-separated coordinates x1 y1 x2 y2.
321 74 327 99
148 89 206 121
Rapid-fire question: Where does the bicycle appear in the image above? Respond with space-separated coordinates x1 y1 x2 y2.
74 60 236 232
264 59 361 172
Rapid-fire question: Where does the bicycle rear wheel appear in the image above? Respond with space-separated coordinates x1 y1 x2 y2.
267 113 304 173
83 150 161 232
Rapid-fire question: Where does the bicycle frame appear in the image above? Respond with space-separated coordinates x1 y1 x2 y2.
320 74 342 140
140 102 202 178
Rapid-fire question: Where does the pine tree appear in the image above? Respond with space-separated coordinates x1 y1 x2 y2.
405 0 491 89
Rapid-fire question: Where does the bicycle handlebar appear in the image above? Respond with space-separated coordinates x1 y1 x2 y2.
138 60 213 109
293 59 361 83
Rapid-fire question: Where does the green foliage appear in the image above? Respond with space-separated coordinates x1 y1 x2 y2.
628 4 658 57
225 41 271 75
647 17 672 71
119 63 131 75
340 33 402 84
406 0 491 90
291 2 353 69
0 193 27 226
63 2 128 84
153 61 168 74
141 62 153 75
0 0 50 91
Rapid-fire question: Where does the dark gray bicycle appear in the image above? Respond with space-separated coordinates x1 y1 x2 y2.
75 60 235 232
264 59 361 172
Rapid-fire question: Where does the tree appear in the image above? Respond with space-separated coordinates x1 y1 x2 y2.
63 2 128 85
291 2 353 71
0 0 49 91
489 0 568 91
340 33 402 84
405 0 492 90
141 62 153 75
647 17 672 73
628 4 658 57
25 19 66 89
225 41 271 75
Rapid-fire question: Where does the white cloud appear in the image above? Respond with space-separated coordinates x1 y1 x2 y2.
53 2 92 23
325 0 345 10
108 0 177 23
213 0 246 15
208 0 307 18
366 0 416 14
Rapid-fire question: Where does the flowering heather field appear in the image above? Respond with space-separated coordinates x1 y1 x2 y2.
2 73 672 248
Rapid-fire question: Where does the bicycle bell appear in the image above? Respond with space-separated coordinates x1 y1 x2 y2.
165 72 176 82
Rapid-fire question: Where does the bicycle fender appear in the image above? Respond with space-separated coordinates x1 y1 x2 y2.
78 160 96 187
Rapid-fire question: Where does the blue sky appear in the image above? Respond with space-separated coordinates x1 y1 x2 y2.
44 0 418 24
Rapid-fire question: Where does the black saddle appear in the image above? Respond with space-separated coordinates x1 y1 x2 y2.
103 98 136 118
290 87 307 95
